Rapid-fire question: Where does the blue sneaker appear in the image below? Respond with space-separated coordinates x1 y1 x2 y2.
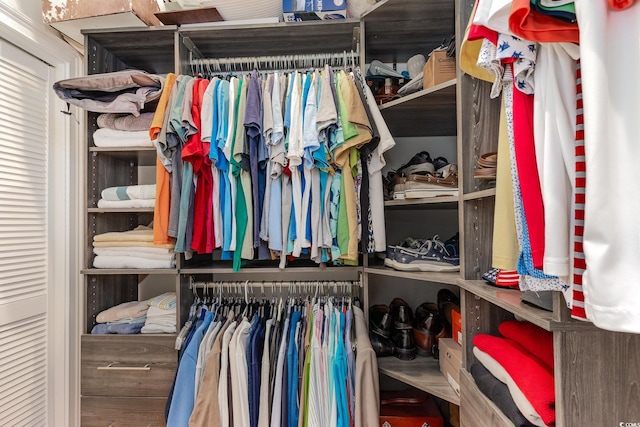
390 237 460 272
384 238 426 267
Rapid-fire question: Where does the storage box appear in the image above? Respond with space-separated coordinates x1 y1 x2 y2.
439 338 463 396
380 390 444 427
452 307 462 346
283 0 347 21
422 49 457 89
42 0 161 44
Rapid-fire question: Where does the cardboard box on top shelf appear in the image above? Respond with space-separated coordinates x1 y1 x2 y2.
439 338 463 396
283 0 347 22
42 0 161 44
423 49 457 90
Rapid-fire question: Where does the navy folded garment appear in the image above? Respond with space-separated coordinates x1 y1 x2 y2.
91 322 144 334
469 363 536 427
531 0 576 22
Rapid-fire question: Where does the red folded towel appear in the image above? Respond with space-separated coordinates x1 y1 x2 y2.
473 334 555 426
499 320 554 373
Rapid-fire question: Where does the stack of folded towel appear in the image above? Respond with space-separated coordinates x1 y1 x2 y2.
470 320 555 427
141 292 177 334
91 300 149 334
93 112 154 148
97 184 156 209
92 225 176 269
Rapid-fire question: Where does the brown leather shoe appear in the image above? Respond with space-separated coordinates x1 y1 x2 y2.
412 302 446 357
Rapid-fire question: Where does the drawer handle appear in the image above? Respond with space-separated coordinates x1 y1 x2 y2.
97 363 151 371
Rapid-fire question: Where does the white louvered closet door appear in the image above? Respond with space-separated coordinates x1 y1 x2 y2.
0 39 53 426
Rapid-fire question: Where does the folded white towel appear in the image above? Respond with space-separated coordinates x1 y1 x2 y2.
97 199 156 208
93 255 175 269
93 129 153 147
147 305 177 317
101 184 156 201
93 246 173 255
147 292 177 310
141 323 176 334
93 248 175 261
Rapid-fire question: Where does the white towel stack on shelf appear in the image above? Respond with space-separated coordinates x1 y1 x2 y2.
142 292 177 334
92 225 176 269
97 184 156 209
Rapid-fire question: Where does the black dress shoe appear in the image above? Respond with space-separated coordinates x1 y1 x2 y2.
369 304 392 338
370 332 395 357
412 302 445 357
392 329 417 361
389 297 414 330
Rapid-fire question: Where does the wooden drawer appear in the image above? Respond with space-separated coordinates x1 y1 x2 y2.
81 335 176 397
81 396 167 427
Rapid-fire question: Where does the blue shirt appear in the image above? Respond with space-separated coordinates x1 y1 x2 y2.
287 311 302 427
167 310 213 427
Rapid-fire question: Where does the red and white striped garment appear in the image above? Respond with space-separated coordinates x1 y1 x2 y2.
571 60 587 321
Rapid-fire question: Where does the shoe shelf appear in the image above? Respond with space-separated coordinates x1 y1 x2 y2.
362 0 455 64
384 195 458 209
459 369 515 427
462 188 496 201
377 356 460 405
376 79 457 138
365 266 460 285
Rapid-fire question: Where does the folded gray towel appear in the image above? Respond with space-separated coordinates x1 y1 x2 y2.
97 112 154 131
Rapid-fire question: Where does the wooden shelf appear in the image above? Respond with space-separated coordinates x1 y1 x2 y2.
379 79 456 110
82 268 177 275
463 188 496 201
365 266 460 285
180 20 360 59
362 0 455 64
384 195 458 208
458 279 598 332
84 26 178 74
460 369 514 427
377 79 457 137
181 266 361 281
458 280 554 331
88 208 155 213
89 146 157 166
377 356 460 405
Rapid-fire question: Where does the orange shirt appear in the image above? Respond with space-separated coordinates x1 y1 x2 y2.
151 73 177 246
509 0 579 44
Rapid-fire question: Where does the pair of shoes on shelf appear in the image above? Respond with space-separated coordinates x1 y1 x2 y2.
385 234 460 272
384 237 426 267
474 152 497 180
369 298 418 360
393 163 459 200
413 289 460 358
387 152 453 200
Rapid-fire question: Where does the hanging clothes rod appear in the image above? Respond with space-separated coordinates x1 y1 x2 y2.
189 279 363 289
189 50 359 74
